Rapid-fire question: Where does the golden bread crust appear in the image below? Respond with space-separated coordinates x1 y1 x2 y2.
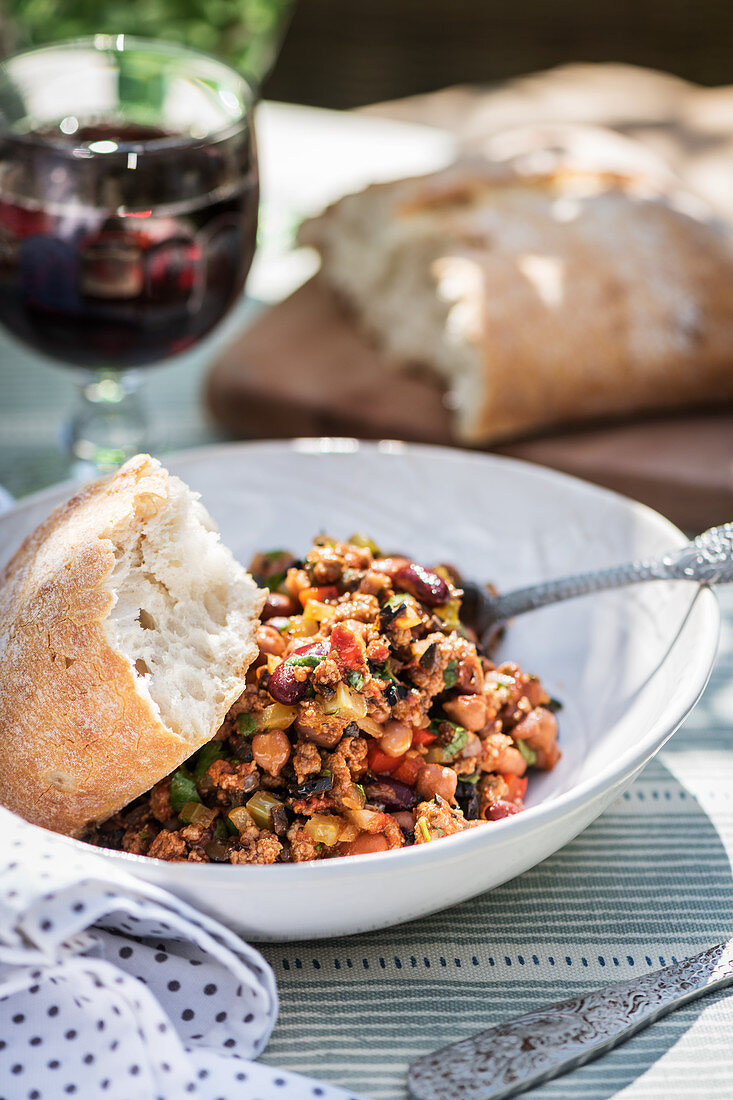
302 161 733 444
0 456 246 836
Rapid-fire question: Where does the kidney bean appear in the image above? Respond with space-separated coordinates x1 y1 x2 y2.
485 800 522 821
290 639 329 658
393 563 450 607
364 777 417 810
261 592 299 620
267 662 308 704
415 764 458 803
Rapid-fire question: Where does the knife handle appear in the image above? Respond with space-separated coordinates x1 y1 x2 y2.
407 941 733 1100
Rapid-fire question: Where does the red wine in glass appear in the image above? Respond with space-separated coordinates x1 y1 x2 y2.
0 38 258 471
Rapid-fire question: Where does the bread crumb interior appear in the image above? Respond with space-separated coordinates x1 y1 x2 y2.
104 477 258 746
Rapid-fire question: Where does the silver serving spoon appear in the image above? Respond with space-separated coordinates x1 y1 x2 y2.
461 522 733 648
407 939 733 1100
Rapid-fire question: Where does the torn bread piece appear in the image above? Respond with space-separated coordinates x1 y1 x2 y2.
0 454 264 836
299 150 733 444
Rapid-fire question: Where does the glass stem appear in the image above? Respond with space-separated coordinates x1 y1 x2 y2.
66 369 149 475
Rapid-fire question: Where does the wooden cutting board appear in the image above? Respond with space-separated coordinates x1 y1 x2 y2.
206 274 733 532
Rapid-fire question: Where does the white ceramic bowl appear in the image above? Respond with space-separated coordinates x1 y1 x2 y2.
0 440 718 940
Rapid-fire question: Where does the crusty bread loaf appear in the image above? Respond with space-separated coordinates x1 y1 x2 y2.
299 148 733 444
0 455 264 837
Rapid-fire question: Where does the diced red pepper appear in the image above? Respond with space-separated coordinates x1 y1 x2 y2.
367 742 404 774
392 753 423 786
329 622 365 672
502 774 528 804
299 585 339 607
411 727 437 747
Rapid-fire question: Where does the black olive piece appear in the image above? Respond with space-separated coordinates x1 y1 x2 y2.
378 601 407 629
204 839 231 863
401 828 415 844
231 735 254 763
343 721 360 737
419 643 439 671
294 775 334 798
270 806 290 836
384 681 409 707
456 782 481 820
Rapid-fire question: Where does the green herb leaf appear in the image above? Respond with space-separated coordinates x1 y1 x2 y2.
320 768 332 778
460 772 480 785
442 659 459 689
236 713 257 737
417 818 431 842
170 769 201 814
515 739 538 766
429 719 469 759
214 818 228 841
346 669 364 691
355 783 366 799
266 570 287 591
286 653 325 669
384 595 408 611
193 740 224 780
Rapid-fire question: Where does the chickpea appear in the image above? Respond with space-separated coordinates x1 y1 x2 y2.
494 745 527 777
251 730 291 776
379 719 413 758
442 693 488 731
344 833 389 856
416 763 458 803
256 624 287 658
285 568 311 599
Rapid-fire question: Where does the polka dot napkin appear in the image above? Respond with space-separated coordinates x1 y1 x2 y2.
0 807 366 1100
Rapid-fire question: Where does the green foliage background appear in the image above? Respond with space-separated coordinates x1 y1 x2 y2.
7 0 294 86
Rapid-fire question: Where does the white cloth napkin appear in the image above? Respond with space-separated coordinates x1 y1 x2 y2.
0 807 366 1100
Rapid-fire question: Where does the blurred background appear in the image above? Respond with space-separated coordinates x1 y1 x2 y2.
3 0 732 103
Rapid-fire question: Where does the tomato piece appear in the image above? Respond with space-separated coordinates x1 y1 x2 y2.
329 622 365 671
392 753 423 786
298 585 339 607
502 774 528 804
367 742 404 774
411 728 437 747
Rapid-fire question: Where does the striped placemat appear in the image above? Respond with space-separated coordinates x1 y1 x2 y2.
257 591 733 1100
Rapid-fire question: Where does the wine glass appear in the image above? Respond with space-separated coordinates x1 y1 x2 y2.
0 36 258 472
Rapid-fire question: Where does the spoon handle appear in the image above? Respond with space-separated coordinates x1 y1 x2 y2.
407 940 733 1100
490 522 733 624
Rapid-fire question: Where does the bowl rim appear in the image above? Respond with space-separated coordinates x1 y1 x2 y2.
4 437 720 878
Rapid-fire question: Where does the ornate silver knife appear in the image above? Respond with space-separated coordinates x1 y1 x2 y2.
407 940 733 1100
